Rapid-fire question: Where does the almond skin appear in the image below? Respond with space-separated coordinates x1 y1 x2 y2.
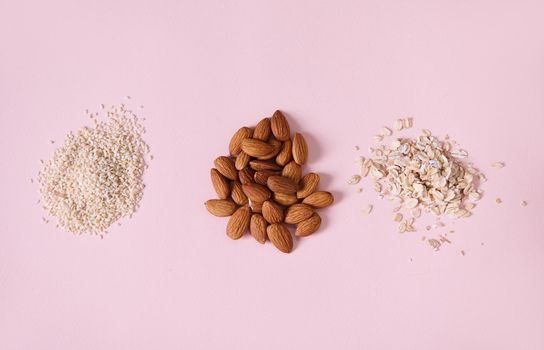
214 156 238 180
295 213 321 237
238 168 255 185
257 138 281 160
250 214 268 244
230 181 248 206
249 160 281 172
235 151 251 170
292 132 308 165
229 127 252 156
276 140 292 166
271 110 290 141
302 191 334 208
241 138 274 158
297 173 320 199
210 168 230 199
267 175 298 194
254 170 279 186
284 203 314 224
267 223 293 253
262 200 284 224
281 160 302 184
226 206 251 239
242 183 271 202
274 192 299 206
205 199 237 217
253 117 271 141
249 200 263 213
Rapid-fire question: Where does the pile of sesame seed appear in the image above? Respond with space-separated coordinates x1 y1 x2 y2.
38 104 150 235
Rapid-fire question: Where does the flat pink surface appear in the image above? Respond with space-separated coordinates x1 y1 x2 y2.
1 1 543 349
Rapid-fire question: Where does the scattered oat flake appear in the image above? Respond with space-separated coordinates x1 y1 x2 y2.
347 174 361 185
491 162 505 169
356 188 363 193
428 239 441 251
394 119 404 131
394 213 403 222
380 127 392 136
362 204 373 214
495 198 502 204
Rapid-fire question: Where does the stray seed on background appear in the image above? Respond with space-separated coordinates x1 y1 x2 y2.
362 204 373 214
491 162 505 169
495 198 502 204
521 201 528 207
461 250 466 256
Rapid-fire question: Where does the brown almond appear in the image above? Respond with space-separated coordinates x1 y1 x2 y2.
292 132 308 165
229 127 252 156
254 170 279 186
284 203 314 224
262 200 284 224
238 168 255 185
271 110 290 141
249 200 263 213
205 199 237 217
274 192 299 206
214 156 238 180
302 191 334 208
267 223 293 253
276 140 292 166
241 138 274 158
253 117 271 141
282 161 302 184
235 151 251 170
249 160 281 172
226 206 251 240
267 175 298 194
210 168 230 199
295 213 321 237
242 183 271 202
297 173 320 199
230 181 248 206
257 138 281 160
250 214 268 244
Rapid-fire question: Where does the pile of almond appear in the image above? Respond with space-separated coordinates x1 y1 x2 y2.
205 110 333 253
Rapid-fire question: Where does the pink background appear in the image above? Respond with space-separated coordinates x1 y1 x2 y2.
1 0 543 349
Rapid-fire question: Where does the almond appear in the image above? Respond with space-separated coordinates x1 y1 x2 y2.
296 173 320 199
274 192 299 206
238 167 255 185
235 151 251 170
302 191 334 208
253 117 271 141
271 110 290 141
284 203 314 224
242 183 271 202
249 160 281 172
267 223 293 253
254 170 278 186
262 200 284 224
241 138 274 158
226 206 251 239
276 140 292 166
267 175 298 194
282 160 302 183
205 199 237 217
230 181 248 206
210 168 230 199
292 132 308 165
249 200 263 213
250 214 268 244
295 213 321 237
214 156 238 180
229 127 252 156
257 138 281 160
